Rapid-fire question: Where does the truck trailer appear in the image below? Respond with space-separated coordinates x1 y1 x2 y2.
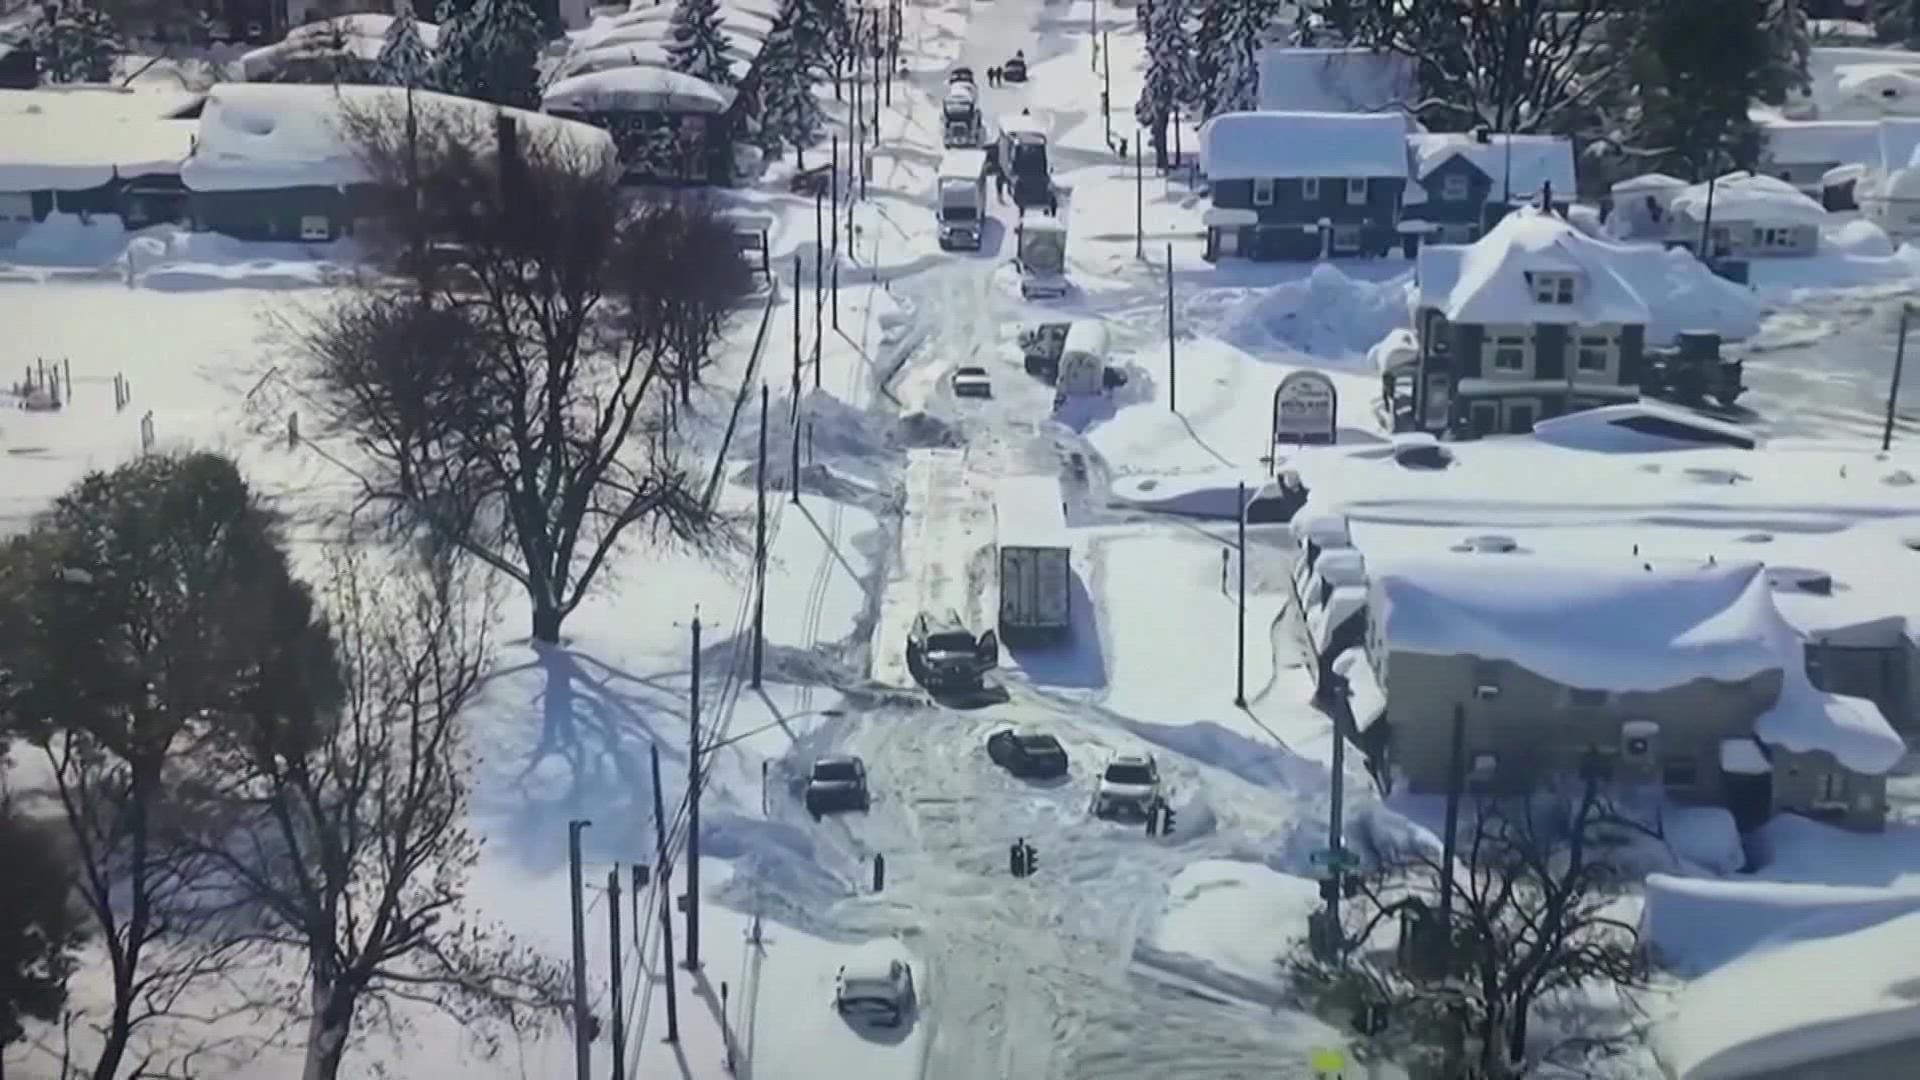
937 149 988 250
994 474 1073 644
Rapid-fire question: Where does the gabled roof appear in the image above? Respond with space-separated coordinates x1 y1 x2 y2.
1199 110 1409 181
1405 133 1576 203
1414 207 1652 326
1255 46 1415 118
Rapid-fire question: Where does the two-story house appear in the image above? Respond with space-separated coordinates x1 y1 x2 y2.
1351 554 1903 832
1401 132 1577 244
1409 207 1649 438
1198 111 1409 262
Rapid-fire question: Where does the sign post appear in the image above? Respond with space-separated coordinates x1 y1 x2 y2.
1270 369 1339 466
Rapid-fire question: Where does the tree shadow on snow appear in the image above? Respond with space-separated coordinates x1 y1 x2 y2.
1005 572 1107 689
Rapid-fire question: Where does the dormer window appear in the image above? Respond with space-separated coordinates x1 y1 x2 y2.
1529 272 1576 304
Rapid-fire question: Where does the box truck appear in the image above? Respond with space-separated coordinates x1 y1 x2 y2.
937 149 988 250
994 474 1073 643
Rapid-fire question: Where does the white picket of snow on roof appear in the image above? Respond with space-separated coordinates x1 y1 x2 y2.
543 66 736 115
1332 647 1386 731
1254 46 1416 117
1415 207 1652 327
1406 133 1577 199
1199 110 1409 181
1671 172 1830 227
0 88 199 190
1760 118 1881 166
182 83 614 193
1653 905 1920 1080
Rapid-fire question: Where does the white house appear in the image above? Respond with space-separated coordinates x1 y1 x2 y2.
1668 172 1829 258
1254 46 1419 128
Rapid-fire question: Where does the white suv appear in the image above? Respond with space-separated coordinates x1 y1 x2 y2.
834 955 916 1027
1092 752 1160 818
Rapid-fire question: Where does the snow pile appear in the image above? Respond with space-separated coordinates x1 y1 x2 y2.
7 212 132 265
1671 172 1831 228
1641 873 1920 975
1825 217 1896 256
1530 402 1761 453
1222 263 1414 360
1368 326 1419 374
1754 680 1906 775
1653 905 1920 1080
1133 859 1322 1003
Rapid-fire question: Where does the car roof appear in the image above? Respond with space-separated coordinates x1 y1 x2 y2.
1110 752 1153 766
816 754 862 767
1017 732 1061 747
920 609 969 632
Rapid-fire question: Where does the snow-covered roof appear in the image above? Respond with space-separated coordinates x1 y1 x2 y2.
1308 585 1366 654
1000 112 1046 141
1332 647 1386 731
1255 46 1416 118
1369 557 1786 693
182 83 614 193
574 20 762 64
1875 117 1920 170
239 14 441 80
578 5 771 51
1654 906 1920 1080
1414 207 1652 327
543 66 736 115
0 88 198 190
1755 682 1904 775
1199 110 1409 182
556 42 747 84
1671 171 1829 227
1761 119 1881 166
1837 63 1920 108
1611 172 1688 195
1406 133 1576 201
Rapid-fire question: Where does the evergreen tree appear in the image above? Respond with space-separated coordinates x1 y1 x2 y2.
1757 0 1812 107
33 3 121 84
1188 0 1231 117
374 4 437 88
756 0 826 166
789 0 839 84
433 0 543 108
1135 0 1196 169
0 803 87 1062
1201 0 1282 119
1623 0 1777 180
668 0 736 88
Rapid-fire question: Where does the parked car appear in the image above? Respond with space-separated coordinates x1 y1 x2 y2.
1002 52 1027 82
805 755 871 816
906 610 999 691
834 955 916 1027
1091 752 1160 818
986 729 1069 779
951 365 992 398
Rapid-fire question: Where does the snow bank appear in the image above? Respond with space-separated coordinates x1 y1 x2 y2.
1530 401 1762 453
1641 872 1920 975
1134 859 1321 1003
1825 217 1896 256
1221 263 1414 360
1755 681 1906 775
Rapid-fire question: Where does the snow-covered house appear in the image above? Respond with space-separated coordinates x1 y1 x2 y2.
181 83 613 241
1668 172 1829 259
1198 111 1409 261
1400 132 1577 245
1357 555 1903 831
1607 173 1689 241
0 87 200 244
1254 46 1417 126
1653 905 1920 1078
541 68 738 185
1757 118 1880 196
1410 208 1650 438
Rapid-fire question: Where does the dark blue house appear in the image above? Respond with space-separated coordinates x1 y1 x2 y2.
1199 110 1410 261
1400 132 1577 245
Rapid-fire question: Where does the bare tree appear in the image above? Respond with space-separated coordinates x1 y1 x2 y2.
180 547 566 1080
1292 781 1644 1078
259 97 750 643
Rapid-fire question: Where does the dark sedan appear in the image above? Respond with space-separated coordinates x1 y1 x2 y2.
805 755 871 817
986 729 1069 780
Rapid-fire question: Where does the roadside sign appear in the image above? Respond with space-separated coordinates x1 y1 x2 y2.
1309 847 1361 872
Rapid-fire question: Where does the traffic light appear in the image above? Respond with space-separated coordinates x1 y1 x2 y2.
1144 802 1159 837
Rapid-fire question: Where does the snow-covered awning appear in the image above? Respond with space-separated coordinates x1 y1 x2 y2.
1332 647 1386 731
1755 682 1905 776
1720 736 1772 776
1202 207 1258 228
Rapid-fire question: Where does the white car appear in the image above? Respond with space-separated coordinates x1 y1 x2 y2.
950 364 992 398
1092 752 1160 818
834 955 916 1027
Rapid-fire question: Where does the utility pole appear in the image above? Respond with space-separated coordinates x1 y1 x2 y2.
832 260 840 331
649 745 680 1043
1134 130 1144 260
1699 172 1719 260
567 820 593 1080
607 868 627 1080
685 611 703 971
831 135 840 255
1234 481 1247 708
1886 303 1910 452
1166 242 1176 412
790 256 803 506
1326 682 1350 934
752 384 768 687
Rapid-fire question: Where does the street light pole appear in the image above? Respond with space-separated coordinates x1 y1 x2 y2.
1235 481 1247 708
1135 129 1144 260
567 820 593 1080
685 612 703 970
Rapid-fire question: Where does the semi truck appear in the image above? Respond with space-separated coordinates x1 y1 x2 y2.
937 149 988 250
943 78 982 147
994 474 1073 644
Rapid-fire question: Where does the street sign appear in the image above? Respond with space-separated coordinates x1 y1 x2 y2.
1309 847 1361 872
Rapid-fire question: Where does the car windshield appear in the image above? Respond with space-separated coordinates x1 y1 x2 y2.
814 761 859 781
1105 763 1154 785
1019 736 1060 752
943 206 979 221
928 631 975 652
956 367 987 378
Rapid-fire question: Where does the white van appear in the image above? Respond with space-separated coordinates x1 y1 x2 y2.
1056 319 1108 397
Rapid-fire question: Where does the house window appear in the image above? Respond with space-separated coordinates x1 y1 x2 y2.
1491 335 1526 372
1346 177 1368 205
1576 334 1612 373
1504 400 1536 433
1662 756 1699 790
1471 660 1502 698
1760 226 1798 249
1253 178 1275 206
1531 272 1576 304
1442 173 1469 201
1820 771 1847 803
299 215 331 242
1567 687 1609 708
1331 225 1362 254
1302 177 1321 200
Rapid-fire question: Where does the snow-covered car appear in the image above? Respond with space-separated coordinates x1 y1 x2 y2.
906 610 998 691
1092 752 1160 818
986 729 1069 779
950 365 992 398
834 955 916 1027
805 755 871 817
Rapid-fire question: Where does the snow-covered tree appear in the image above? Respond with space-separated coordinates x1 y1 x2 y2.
33 3 121 84
1198 0 1282 118
756 0 826 165
433 0 543 108
374 4 437 88
1135 0 1196 168
668 0 735 88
